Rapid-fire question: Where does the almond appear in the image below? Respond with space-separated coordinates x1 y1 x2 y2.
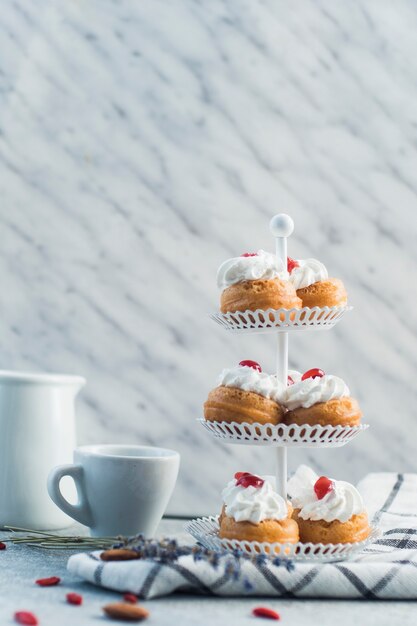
100 549 140 561
103 602 149 621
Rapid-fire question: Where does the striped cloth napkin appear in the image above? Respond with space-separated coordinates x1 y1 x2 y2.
68 473 417 599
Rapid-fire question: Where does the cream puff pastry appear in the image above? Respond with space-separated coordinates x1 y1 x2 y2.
217 251 302 314
219 473 299 544
288 257 348 308
204 361 286 425
283 368 362 427
287 465 370 544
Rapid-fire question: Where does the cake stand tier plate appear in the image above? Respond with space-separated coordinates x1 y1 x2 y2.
185 516 381 563
210 305 352 334
198 419 369 447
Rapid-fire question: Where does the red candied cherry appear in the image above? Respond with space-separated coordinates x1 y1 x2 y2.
314 476 333 500
236 473 264 489
301 368 325 381
287 257 299 273
234 472 250 481
239 360 262 373
241 252 258 257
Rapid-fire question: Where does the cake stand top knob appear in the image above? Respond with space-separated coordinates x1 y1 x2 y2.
269 214 294 238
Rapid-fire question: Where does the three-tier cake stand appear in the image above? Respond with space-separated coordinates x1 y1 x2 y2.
186 214 378 562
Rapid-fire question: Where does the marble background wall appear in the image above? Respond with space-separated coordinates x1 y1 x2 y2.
1 0 417 514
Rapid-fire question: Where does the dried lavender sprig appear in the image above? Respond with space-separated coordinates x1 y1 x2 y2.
1 527 296 587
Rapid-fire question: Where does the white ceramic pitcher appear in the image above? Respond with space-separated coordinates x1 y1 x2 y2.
0 370 85 530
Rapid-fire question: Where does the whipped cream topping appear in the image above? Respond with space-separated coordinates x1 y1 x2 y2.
287 369 302 384
283 373 350 410
289 258 328 290
222 475 288 523
287 465 365 523
217 365 286 403
217 250 287 289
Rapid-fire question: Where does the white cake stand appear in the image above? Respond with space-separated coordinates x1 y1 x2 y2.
189 214 373 562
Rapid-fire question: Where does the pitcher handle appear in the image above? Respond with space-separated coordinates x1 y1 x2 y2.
47 464 92 527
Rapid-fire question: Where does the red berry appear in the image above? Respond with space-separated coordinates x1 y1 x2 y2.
0 541 6 550
239 360 262 372
35 576 61 587
66 592 83 606
14 612 38 626
252 606 280 620
234 472 250 480
287 257 299 273
287 375 294 386
123 593 138 604
236 473 264 489
301 368 325 381
314 476 333 500
241 252 258 257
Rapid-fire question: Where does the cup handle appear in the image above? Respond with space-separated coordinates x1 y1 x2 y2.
47 464 93 527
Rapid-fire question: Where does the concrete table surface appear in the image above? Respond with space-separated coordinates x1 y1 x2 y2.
0 520 415 625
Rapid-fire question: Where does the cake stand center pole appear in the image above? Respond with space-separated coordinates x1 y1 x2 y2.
275 332 288 498
270 213 294 500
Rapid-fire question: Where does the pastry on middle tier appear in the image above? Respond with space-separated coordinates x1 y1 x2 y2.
218 472 299 544
283 368 362 427
204 361 286 425
217 250 302 314
287 257 348 308
287 465 370 544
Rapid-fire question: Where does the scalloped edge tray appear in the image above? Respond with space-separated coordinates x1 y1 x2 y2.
185 515 380 563
198 419 369 447
210 305 353 334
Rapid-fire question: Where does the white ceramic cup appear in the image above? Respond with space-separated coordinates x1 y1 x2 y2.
47 444 180 537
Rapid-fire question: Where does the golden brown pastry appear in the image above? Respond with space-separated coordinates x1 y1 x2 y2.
219 515 299 544
220 278 302 314
288 257 348 308
282 369 361 427
287 466 370 544
217 251 301 316
219 473 299 545
205 386 284 425
284 396 362 427
293 510 370 544
296 278 347 309
204 361 286 425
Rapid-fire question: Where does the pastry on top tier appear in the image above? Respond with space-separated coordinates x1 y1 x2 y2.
283 368 362 427
219 473 299 544
204 361 286 425
287 257 347 308
217 250 302 314
288 465 370 544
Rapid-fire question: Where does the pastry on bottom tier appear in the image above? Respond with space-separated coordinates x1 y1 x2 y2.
292 510 370 544
220 278 302 314
219 473 299 544
219 515 299 543
287 465 370 544
296 278 347 308
282 368 362 427
204 361 286 425
219 500 293 526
